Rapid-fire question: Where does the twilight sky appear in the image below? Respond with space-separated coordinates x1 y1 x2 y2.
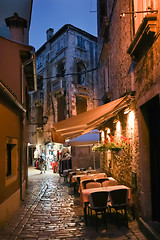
29 0 97 51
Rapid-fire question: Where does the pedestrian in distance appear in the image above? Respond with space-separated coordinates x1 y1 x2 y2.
39 155 45 174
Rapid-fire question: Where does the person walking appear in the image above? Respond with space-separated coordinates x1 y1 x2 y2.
39 155 45 174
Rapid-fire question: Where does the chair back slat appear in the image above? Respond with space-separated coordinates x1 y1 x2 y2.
82 179 95 189
88 191 108 208
109 189 128 206
102 180 118 187
96 178 109 184
86 182 101 189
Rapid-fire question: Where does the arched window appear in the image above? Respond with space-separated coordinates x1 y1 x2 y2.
77 62 86 85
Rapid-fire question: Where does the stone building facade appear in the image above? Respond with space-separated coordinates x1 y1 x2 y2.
97 0 160 223
29 24 98 169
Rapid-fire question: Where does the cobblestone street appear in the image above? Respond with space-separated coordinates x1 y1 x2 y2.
0 167 150 240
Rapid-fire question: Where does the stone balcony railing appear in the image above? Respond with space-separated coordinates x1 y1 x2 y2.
51 78 66 95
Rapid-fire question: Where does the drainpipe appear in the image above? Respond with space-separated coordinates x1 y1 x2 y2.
0 81 26 112
20 52 37 197
21 52 37 103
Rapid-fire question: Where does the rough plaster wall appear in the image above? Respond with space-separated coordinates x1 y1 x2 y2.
71 146 100 169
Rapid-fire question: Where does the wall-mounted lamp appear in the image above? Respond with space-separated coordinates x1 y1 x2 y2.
124 107 131 115
113 116 119 124
120 8 158 18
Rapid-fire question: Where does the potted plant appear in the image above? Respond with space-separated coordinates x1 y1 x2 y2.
92 135 130 153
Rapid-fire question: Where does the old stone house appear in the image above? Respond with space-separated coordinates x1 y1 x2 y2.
97 0 160 225
29 25 98 169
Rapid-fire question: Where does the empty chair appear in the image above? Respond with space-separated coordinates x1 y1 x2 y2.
79 168 86 171
94 173 107 179
96 178 109 184
81 175 92 181
77 172 85 175
88 191 109 232
86 182 102 189
88 170 97 173
69 172 76 186
108 189 128 226
82 179 95 189
102 180 118 187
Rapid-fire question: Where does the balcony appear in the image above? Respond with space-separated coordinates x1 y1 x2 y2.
127 14 158 61
51 78 66 95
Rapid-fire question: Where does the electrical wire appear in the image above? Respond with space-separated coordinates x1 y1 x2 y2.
41 65 99 80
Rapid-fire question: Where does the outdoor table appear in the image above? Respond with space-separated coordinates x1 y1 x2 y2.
81 185 131 225
72 172 107 184
78 173 108 192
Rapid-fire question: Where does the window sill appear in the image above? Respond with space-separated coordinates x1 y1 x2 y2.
5 175 17 186
76 46 86 52
127 14 158 61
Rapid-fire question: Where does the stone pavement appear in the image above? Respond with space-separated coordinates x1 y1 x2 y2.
0 167 151 240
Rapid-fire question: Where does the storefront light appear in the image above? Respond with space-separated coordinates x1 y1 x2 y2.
100 130 105 142
128 110 135 129
116 120 121 138
124 107 131 114
116 121 121 133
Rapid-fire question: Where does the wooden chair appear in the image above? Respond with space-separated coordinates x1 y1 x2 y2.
108 189 129 227
96 178 109 184
88 191 109 232
102 180 118 187
94 173 107 179
86 182 101 189
82 179 95 189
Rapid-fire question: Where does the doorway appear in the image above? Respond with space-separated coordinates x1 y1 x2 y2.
141 95 160 221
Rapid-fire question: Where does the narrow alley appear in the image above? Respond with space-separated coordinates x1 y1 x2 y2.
0 167 150 240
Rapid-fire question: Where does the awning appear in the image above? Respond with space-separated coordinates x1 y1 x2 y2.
51 129 65 144
52 95 132 143
65 129 100 146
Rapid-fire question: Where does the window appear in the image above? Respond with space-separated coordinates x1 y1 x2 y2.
76 96 87 115
77 62 86 85
57 62 65 77
33 92 37 99
133 0 155 33
6 144 12 176
46 52 50 62
57 96 66 121
133 0 145 33
40 92 43 99
128 0 157 60
77 36 85 49
6 138 18 186
57 39 61 51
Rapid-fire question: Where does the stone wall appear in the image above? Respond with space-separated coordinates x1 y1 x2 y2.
97 0 160 219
